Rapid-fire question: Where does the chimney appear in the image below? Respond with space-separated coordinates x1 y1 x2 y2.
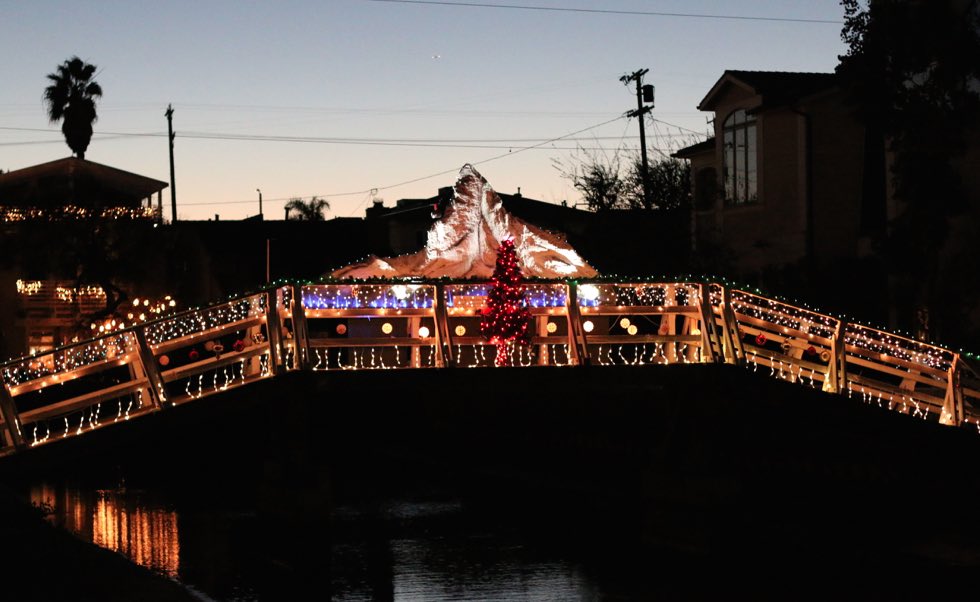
515 187 522 198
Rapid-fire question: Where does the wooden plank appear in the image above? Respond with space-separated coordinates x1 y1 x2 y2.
843 355 947 389
580 335 702 345
732 314 834 347
722 287 745 364
841 344 949 380
564 284 589 366
20 379 149 423
696 284 718 363
305 308 433 319
576 306 700 316
732 290 839 322
433 283 453 368
291 284 311 370
732 304 833 336
135 328 166 409
149 315 265 354
744 346 830 375
8 352 140 397
159 344 270 382
714 288 738 365
309 337 433 348
264 289 283 376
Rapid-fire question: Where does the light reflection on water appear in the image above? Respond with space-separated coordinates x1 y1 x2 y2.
29 484 637 601
29 483 180 579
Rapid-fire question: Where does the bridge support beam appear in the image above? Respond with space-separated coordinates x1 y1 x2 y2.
942 355 963 426
433 284 454 368
134 328 167 409
0 382 25 450
290 284 311 370
264 288 284 376
719 287 744 365
696 284 719 363
831 320 848 394
564 283 590 366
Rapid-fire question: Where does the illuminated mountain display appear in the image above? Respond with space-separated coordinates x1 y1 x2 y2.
330 164 597 279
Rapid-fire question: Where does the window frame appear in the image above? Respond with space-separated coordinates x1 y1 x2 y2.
721 109 758 206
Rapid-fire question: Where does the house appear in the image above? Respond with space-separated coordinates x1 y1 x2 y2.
0 157 169 356
0 156 167 220
674 70 880 276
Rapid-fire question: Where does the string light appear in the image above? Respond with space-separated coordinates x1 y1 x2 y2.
480 239 533 367
0 205 160 222
3 276 979 458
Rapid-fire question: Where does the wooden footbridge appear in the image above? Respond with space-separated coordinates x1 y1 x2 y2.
1 279 978 456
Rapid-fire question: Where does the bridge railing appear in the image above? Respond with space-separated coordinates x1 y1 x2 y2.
1 279 978 457
0 290 278 456
725 287 978 426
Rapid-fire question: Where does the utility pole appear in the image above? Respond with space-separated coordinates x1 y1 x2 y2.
620 69 655 209
256 188 263 219
165 104 177 223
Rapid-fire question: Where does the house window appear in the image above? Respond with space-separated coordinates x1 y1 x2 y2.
722 109 757 205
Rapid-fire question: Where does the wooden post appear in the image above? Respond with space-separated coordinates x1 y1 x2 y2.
661 285 677 363
537 316 550 366
264 288 283 376
290 284 310 370
721 287 744 365
711 286 738 364
823 321 842 393
696 284 718 363
432 283 454 368
833 320 848 393
0 381 25 450
409 317 422 368
942 355 962 426
564 283 590 366
134 328 167 409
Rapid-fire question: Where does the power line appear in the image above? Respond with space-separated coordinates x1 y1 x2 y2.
0 125 676 149
180 114 627 212
365 0 843 24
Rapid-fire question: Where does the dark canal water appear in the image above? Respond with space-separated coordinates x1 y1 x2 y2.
25 473 665 601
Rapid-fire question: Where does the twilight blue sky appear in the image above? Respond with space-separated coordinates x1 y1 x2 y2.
0 0 847 220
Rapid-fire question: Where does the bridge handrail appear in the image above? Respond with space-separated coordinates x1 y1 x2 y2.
1 279 978 457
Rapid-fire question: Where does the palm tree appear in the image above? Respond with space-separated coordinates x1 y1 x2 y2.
285 196 330 221
43 56 102 160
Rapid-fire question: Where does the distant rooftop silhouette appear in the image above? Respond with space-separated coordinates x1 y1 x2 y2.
0 157 167 208
698 70 837 111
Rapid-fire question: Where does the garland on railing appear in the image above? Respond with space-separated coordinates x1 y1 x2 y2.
4 275 979 365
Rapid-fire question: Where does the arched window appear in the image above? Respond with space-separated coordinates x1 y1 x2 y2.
722 109 757 205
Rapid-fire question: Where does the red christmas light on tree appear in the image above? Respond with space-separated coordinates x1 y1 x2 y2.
481 238 532 367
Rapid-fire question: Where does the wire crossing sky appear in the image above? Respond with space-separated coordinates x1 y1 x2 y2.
365 0 845 24
0 0 847 220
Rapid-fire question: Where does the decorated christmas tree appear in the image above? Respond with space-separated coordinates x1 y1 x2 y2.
480 238 532 367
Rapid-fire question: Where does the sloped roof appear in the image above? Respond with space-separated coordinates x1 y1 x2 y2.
698 70 837 111
672 138 715 159
0 157 167 208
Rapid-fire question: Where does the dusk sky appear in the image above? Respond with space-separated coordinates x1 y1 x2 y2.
1 0 846 221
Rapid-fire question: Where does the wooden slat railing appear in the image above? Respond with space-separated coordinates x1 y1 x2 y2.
1 279 977 457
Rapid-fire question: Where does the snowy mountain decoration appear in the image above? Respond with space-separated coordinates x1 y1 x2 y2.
330 164 598 279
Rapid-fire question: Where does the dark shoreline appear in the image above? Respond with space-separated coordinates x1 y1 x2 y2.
0 484 199 602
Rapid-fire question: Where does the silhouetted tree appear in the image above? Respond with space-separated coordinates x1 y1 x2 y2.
44 56 102 159
623 157 691 210
837 0 980 342
556 147 691 211
285 196 330 220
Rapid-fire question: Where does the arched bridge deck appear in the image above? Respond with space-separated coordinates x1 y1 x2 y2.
1 279 978 456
